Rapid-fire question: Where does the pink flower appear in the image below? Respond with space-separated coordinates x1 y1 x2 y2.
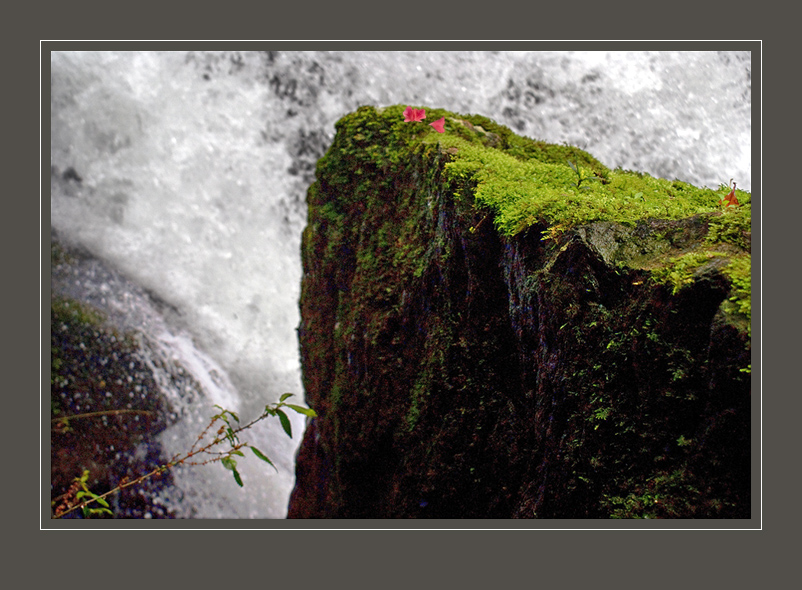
429 117 445 133
403 106 426 122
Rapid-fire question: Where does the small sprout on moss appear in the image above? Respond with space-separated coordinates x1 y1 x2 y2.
568 159 602 191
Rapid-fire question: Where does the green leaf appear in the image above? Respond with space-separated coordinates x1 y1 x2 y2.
285 403 317 418
279 393 295 402
232 468 244 487
221 456 237 471
251 446 278 472
89 507 113 517
230 449 245 457
276 409 292 438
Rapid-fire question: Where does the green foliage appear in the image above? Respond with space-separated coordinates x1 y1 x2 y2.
197 395 317 490
604 490 662 519
650 250 726 295
315 107 751 328
323 107 751 348
321 104 627 238
73 470 113 518
706 200 751 250
721 254 752 338
250 446 276 471
404 379 429 432
52 469 114 518
602 466 732 518
649 233 750 344
432 131 724 238
590 406 612 429
568 159 604 190
53 395 316 518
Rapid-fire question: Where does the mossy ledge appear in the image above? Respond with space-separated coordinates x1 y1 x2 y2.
288 105 751 518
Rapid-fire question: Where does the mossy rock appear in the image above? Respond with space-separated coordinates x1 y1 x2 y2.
289 105 751 519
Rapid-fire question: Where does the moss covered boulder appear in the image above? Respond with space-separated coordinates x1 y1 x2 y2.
288 105 751 519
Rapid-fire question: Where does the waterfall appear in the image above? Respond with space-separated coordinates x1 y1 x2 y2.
50 51 309 518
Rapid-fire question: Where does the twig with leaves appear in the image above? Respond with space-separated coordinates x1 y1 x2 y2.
52 393 316 518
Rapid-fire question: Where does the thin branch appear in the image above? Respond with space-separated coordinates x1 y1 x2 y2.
52 396 315 519
51 409 154 423
54 410 266 518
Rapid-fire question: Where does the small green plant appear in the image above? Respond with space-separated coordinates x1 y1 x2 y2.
590 406 612 430
568 159 603 191
53 470 114 518
52 394 316 518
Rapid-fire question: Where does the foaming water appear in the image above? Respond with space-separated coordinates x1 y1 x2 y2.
51 52 307 517
51 240 304 518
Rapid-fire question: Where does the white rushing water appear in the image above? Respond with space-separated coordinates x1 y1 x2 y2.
49 49 751 518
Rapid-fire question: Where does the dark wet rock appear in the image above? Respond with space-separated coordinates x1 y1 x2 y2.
287 106 751 519
50 240 176 518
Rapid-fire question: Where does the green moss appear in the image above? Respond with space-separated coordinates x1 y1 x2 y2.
322 107 750 329
50 295 107 414
706 201 752 251
404 378 427 432
650 250 728 295
323 105 750 238
647 207 751 343
721 254 752 338
431 130 724 239
312 103 752 431
51 294 106 330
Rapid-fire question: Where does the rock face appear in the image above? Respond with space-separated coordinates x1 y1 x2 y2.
287 106 751 519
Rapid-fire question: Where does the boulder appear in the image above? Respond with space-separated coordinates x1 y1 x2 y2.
288 106 751 519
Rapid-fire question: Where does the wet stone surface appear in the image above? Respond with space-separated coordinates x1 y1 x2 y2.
50 241 176 518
